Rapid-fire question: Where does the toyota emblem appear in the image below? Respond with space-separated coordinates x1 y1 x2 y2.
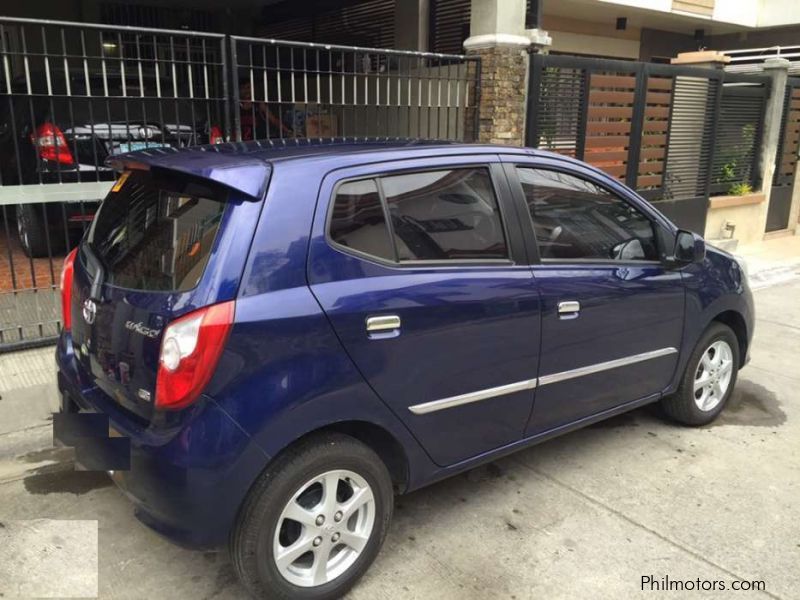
82 299 97 325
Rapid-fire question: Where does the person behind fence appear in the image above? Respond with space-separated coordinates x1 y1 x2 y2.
238 78 292 140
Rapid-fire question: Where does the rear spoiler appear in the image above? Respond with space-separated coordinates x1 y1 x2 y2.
106 146 271 200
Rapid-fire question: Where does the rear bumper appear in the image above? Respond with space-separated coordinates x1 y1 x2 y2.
55 333 268 548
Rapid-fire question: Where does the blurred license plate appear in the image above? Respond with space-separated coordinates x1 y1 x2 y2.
113 142 168 154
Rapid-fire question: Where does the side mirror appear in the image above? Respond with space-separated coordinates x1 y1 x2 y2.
672 229 706 265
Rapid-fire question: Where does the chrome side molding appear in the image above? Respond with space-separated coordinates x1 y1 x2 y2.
408 378 538 415
408 347 678 415
537 347 678 386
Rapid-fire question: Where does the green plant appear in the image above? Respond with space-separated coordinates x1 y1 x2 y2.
719 161 737 183
728 182 753 196
715 123 757 185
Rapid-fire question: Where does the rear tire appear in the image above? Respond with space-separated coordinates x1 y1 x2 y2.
660 322 739 426
230 433 393 600
16 203 63 258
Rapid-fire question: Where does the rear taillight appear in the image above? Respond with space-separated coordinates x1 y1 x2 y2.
209 125 223 144
155 300 235 410
31 122 75 165
60 247 78 332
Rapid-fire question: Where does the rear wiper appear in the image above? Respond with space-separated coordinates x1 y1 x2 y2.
82 243 107 301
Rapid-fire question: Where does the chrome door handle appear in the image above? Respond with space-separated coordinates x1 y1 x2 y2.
558 300 580 319
366 315 401 333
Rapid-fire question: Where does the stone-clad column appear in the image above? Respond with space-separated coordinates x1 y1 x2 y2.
463 0 550 146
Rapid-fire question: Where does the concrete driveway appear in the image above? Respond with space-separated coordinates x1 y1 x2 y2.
0 277 798 599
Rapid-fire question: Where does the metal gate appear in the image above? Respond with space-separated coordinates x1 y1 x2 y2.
526 54 770 234
0 16 229 350
0 16 480 351
767 78 800 232
228 36 479 142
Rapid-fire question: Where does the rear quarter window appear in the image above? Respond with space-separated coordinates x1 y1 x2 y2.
88 171 228 291
329 179 394 261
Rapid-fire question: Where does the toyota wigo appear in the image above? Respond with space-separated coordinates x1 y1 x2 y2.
56 139 754 600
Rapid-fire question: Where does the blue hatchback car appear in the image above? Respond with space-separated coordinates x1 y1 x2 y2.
56 139 753 599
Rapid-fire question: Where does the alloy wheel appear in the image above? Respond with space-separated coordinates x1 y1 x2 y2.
693 339 734 411
273 469 375 588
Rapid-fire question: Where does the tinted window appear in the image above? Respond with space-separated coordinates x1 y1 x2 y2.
88 171 227 291
381 168 508 261
517 168 658 261
329 179 394 261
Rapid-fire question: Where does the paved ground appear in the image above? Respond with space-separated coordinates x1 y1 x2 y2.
0 259 798 599
0 220 65 293
0 217 63 344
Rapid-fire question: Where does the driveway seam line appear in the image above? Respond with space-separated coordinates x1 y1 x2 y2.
755 318 800 333
511 457 784 600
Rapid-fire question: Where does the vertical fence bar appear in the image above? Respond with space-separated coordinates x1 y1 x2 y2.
626 65 647 189
229 37 240 142
525 54 542 147
702 73 725 204
222 36 231 141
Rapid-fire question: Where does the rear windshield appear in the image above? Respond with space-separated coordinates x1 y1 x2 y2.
87 170 228 292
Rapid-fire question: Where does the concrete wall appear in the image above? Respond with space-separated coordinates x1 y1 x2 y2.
704 198 767 244
549 31 640 59
709 24 800 51
639 28 697 62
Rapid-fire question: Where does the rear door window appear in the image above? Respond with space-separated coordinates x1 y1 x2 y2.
327 167 509 264
88 171 228 291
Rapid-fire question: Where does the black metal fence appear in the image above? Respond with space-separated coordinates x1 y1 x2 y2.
526 54 772 234
229 36 479 142
0 16 480 351
767 77 800 232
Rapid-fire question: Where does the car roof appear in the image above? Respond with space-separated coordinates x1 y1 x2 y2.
106 137 582 199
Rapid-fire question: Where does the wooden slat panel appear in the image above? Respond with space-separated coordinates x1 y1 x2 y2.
637 175 663 187
642 134 667 146
644 106 670 119
672 0 714 16
647 77 673 91
640 147 666 159
791 99 800 110
586 121 632 134
793 89 800 99
645 92 672 105
589 74 636 89
587 163 627 177
643 121 668 133
583 150 628 162
588 107 639 119
638 162 664 173
588 90 635 105
585 135 630 148
783 138 799 153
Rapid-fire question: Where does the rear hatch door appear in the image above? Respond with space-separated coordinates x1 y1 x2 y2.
70 164 266 421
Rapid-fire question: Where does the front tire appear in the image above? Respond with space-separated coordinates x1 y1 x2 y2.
660 322 739 426
230 433 393 600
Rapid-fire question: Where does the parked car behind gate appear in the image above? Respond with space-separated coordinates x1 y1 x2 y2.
55 139 754 600
0 71 221 257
